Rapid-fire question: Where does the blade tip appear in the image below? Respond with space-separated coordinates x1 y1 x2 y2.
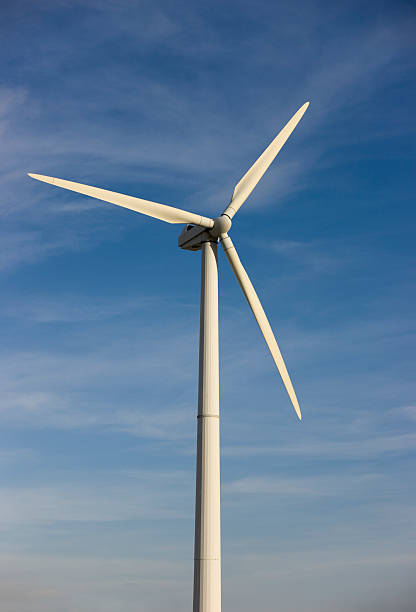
27 173 54 184
294 403 302 420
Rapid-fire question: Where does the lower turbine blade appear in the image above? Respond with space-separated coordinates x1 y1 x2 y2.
221 234 301 420
28 174 214 228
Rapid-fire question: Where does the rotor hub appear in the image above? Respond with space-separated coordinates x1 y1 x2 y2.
210 214 232 238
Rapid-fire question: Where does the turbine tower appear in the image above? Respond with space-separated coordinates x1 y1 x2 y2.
28 101 309 612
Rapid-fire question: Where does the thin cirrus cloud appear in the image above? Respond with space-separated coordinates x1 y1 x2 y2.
222 432 416 460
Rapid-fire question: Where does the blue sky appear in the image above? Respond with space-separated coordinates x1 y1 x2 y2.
1 0 415 610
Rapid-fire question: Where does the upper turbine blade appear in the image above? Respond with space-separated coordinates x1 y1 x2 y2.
28 174 214 228
223 102 309 220
220 234 301 420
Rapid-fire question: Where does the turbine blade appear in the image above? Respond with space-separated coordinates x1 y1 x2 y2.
223 102 309 219
221 234 301 420
28 174 214 228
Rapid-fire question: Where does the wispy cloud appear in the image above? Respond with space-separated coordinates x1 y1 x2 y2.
391 405 416 421
224 471 382 496
0 469 193 524
1 293 154 322
0 448 34 466
0 553 190 612
223 432 416 459
251 237 346 275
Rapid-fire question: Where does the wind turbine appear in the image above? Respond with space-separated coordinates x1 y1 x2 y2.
28 101 309 612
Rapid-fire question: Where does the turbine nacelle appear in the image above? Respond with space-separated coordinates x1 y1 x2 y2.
178 215 232 250
178 224 212 251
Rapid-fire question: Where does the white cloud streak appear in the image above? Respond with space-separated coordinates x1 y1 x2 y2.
0 469 193 524
223 432 416 460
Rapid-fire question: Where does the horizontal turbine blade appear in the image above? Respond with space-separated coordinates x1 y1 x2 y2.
28 174 214 228
223 102 309 219
221 234 301 420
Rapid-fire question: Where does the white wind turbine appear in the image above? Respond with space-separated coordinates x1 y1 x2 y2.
29 101 309 612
